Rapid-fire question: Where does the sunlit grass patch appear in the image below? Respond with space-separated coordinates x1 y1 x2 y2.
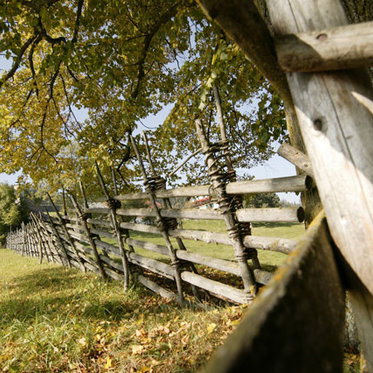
0 249 247 372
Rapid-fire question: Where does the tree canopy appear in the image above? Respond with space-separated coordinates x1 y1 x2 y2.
0 0 287 194
0 183 28 245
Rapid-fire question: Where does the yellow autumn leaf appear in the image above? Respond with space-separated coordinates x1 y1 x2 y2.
207 323 216 334
104 356 112 370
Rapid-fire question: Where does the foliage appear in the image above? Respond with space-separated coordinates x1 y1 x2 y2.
0 0 287 193
0 183 28 245
243 192 281 208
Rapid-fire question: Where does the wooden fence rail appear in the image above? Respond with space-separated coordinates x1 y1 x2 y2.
6 140 311 306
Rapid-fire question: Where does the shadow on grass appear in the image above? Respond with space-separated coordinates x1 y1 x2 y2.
0 266 170 324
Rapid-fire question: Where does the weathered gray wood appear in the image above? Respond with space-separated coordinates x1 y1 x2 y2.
236 207 304 223
126 238 169 256
117 208 156 217
253 269 273 286
99 254 123 272
169 228 231 245
86 218 112 228
95 239 121 257
90 227 114 239
162 208 223 220
119 222 161 235
226 175 310 195
176 250 240 276
277 143 314 178
104 267 123 281
243 235 297 254
137 275 176 300
276 21 373 72
203 213 345 373
47 193 86 272
196 118 256 297
181 271 250 304
156 185 212 198
86 207 111 214
267 0 373 296
114 191 149 201
128 252 175 280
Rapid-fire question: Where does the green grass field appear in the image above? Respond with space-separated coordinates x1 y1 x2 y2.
0 222 359 372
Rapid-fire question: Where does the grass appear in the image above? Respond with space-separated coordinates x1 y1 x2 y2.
0 249 248 372
1 221 360 372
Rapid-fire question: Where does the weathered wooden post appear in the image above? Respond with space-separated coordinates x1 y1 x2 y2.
131 135 185 305
94 163 130 288
196 119 257 300
69 192 107 280
47 193 86 272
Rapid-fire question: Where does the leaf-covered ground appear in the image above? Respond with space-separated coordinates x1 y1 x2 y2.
0 249 247 372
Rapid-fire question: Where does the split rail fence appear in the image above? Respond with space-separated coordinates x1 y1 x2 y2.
6 134 311 306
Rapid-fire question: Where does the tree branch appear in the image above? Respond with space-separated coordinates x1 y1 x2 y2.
0 34 37 89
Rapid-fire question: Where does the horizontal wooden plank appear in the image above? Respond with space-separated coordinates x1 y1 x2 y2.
117 208 223 220
226 175 310 195
104 267 123 281
156 185 211 198
161 209 223 220
86 207 111 214
114 191 149 201
119 222 161 235
277 143 314 178
90 228 115 239
95 239 121 256
87 218 112 228
181 271 250 304
253 269 273 285
137 275 176 300
168 228 231 245
203 213 344 373
176 250 240 276
243 235 297 254
99 254 123 272
128 252 175 280
126 238 169 256
236 207 304 223
117 208 156 217
276 21 373 72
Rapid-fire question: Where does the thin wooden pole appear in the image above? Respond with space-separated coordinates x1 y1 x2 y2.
131 135 184 305
46 210 71 267
196 118 256 300
47 193 86 272
142 131 201 300
95 163 130 289
69 192 107 280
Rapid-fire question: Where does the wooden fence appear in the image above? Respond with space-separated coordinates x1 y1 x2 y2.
6 132 311 307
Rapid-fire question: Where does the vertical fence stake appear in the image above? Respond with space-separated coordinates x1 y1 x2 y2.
47 193 86 272
95 163 130 289
131 135 185 305
142 131 201 301
69 192 107 280
196 118 257 300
